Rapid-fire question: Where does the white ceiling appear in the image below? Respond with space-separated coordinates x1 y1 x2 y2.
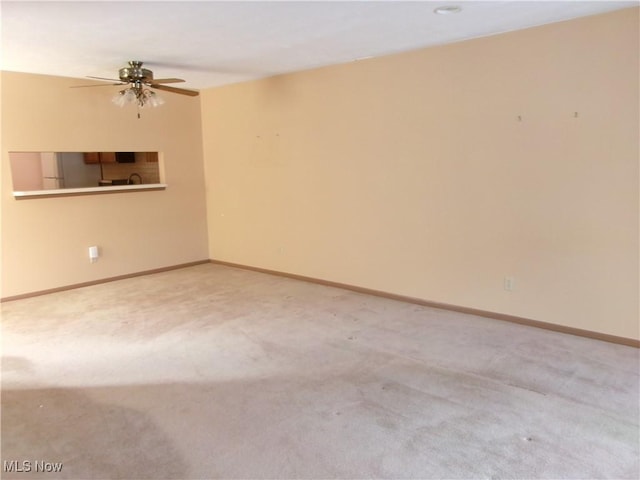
1 0 637 90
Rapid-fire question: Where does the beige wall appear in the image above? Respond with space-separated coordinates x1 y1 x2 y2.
201 8 639 339
1 72 209 298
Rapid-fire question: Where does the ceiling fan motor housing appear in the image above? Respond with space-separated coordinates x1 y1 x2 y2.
119 61 153 83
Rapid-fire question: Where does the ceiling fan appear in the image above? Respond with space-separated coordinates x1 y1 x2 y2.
72 60 199 111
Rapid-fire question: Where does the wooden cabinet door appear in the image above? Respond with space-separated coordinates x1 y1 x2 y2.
84 152 100 164
99 152 117 163
84 152 116 164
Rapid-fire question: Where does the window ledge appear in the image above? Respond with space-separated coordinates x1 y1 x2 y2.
13 183 167 199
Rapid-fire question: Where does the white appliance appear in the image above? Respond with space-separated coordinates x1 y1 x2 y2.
57 152 101 188
40 152 65 189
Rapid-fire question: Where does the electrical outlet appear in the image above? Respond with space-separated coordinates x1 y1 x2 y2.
504 276 515 291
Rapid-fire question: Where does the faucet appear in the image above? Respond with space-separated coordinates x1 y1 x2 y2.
128 173 142 185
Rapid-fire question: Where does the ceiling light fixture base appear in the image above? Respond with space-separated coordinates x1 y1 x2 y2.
434 5 462 15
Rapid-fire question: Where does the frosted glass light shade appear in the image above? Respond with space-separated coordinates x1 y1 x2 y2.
111 87 163 108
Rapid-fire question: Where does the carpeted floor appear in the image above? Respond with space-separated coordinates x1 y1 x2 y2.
1 263 638 479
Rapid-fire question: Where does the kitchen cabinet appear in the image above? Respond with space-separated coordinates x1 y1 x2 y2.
83 152 116 164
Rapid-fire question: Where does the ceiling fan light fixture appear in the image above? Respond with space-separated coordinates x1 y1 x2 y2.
111 89 135 107
111 87 164 109
145 90 165 108
80 62 196 116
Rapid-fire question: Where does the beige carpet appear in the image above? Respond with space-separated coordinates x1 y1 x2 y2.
1 263 638 479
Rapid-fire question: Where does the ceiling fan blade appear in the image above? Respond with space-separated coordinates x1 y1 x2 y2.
87 75 123 82
150 84 199 97
70 83 126 88
150 78 185 84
